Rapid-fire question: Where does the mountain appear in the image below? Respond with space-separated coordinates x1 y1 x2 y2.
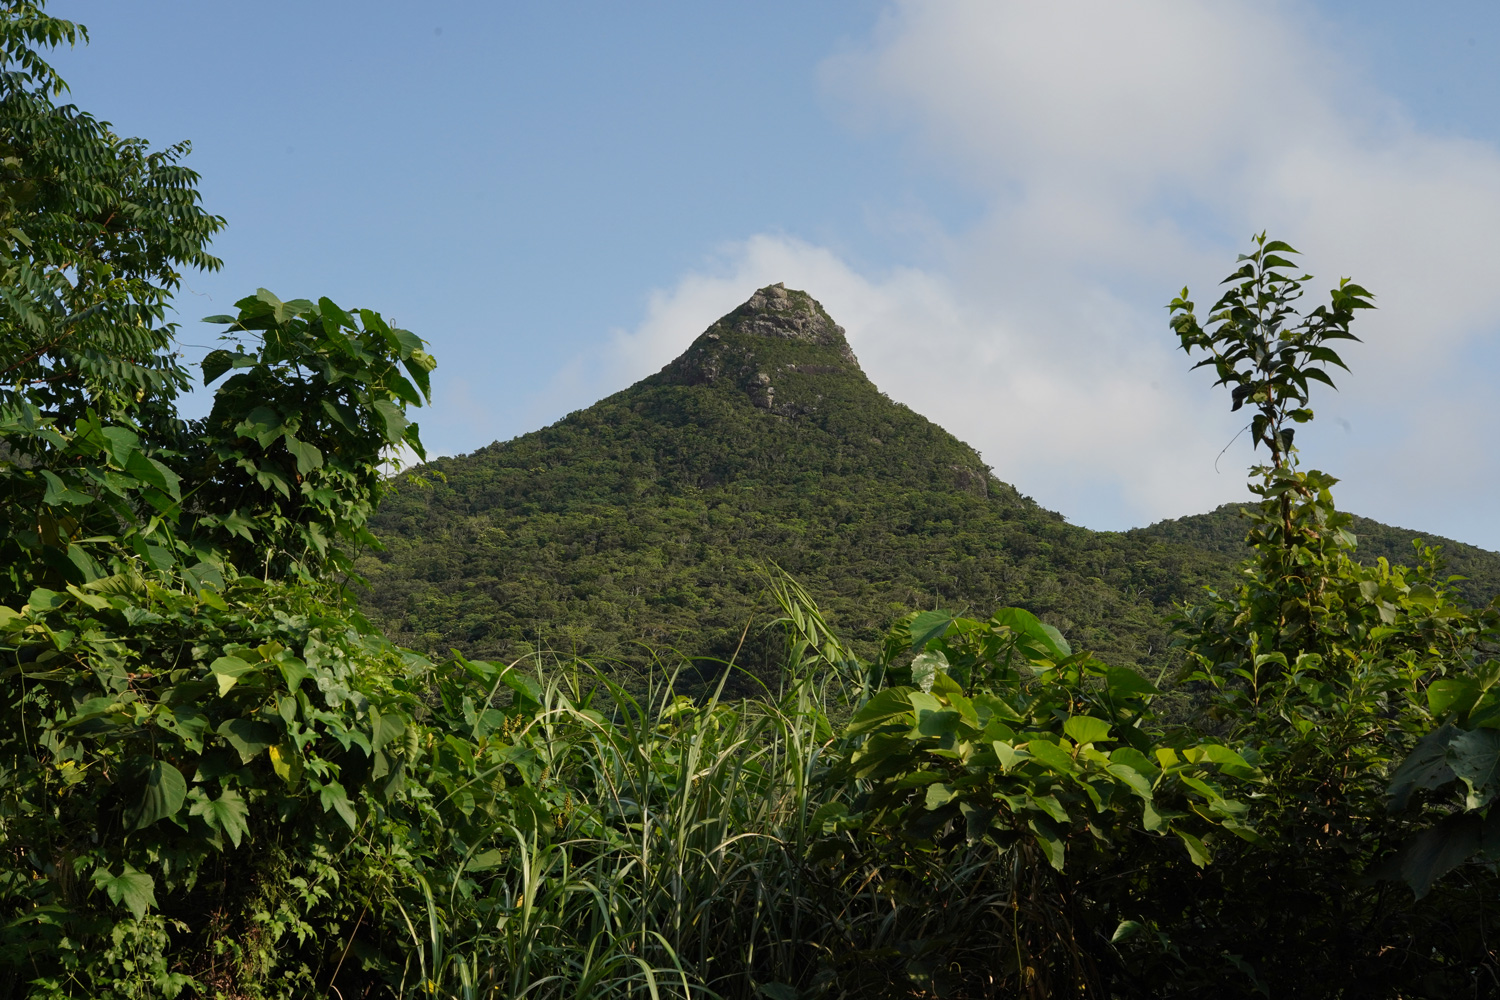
360 284 1500 681
1129 505 1500 607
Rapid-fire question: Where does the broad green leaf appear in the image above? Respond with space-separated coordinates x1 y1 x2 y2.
1428 678 1478 718
1107 763 1153 800
189 787 251 848
992 607 1071 660
1105 665 1158 697
373 398 409 441
497 665 544 708
1175 827 1210 868
390 326 424 358
124 450 173 494
993 740 1027 772
317 296 355 332
99 425 140 467
810 802 850 834
210 655 257 696
1112 920 1145 944
1199 743 1254 773
63 584 110 611
26 587 67 612
847 688 916 735
126 762 186 832
1448 728 1500 811
1026 738 1076 774
162 705 210 753
370 706 406 750
909 610 953 651
317 779 359 831
1063 716 1112 746
1110 747 1160 779
1029 816 1066 871
909 691 960 739
218 718 277 763
924 783 955 810
234 406 283 448
1376 813 1483 900
92 866 156 919
40 470 90 506
1388 724 1458 811
283 433 324 475
467 848 507 872
277 656 310 691
201 348 237 384
1027 793 1070 824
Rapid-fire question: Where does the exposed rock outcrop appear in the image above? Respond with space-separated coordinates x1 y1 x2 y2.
655 283 861 416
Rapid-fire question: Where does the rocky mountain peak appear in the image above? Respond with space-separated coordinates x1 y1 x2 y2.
652 285 864 414
714 283 853 357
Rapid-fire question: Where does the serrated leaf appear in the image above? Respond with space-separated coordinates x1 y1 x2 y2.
93 866 156 919
189 787 250 848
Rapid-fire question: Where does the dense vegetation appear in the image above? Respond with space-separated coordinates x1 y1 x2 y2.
362 288 1500 691
5 6 1500 998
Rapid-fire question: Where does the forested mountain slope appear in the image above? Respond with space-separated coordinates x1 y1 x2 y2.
361 284 1499 678
1130 505 1500 606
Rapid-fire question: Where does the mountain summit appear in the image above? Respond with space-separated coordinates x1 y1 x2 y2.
653 283 863 418
361 286 1500 683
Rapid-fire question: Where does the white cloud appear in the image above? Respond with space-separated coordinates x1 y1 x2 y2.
581 1 1500 547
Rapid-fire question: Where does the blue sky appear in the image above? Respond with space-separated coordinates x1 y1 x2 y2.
50 2 1500 550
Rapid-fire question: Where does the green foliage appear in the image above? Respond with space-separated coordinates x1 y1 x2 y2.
1131 502 1500 611
363 280 1500 705
1159 236 1500 995
801 598 1262 996
190 290 435 581
833 607 1257 871
0 2 224 431
0 290 432 605
362 285 1256 686
8 9 1500 993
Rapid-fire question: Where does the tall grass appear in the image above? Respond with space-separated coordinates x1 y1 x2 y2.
397 585 1027 999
